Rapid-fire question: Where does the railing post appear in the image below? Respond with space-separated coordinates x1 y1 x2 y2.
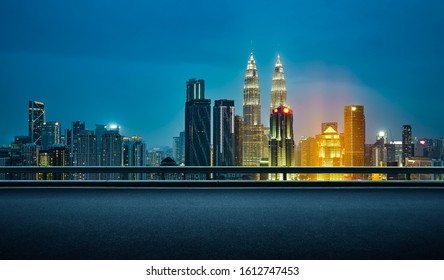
283 172 287 181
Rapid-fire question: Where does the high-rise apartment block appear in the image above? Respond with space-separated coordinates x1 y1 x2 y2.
123 136 147 180
66 121 86 165
402 125 413 165
75 130 98 180
100 127 122 180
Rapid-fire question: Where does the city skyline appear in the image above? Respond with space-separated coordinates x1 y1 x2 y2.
2 1 444 147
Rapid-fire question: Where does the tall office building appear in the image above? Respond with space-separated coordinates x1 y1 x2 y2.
344 105 365 166
242 52 263 167
269 106 295 180
101 127 123 180
66 121 86 165
75 130 97 180
402 125 413 166
41 121 62 149
234 115 243 166
344 105 365 179
28 100 46 145
185 78 211 167
269 55 295 180
270 55 287 113
213 99 235 166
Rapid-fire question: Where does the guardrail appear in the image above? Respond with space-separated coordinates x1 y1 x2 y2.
1 166 444 174
0 166 443 187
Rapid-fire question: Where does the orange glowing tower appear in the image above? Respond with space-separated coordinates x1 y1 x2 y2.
344 105 365 178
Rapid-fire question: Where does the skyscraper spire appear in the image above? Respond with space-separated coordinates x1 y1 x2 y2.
270 54 287 113
269 54 294 178
242 52 263 167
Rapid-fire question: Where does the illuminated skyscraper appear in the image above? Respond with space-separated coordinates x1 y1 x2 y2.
213 99 235 166
270 55 287 113
242 52 263 167
66 121 86 165
344 105 365 178
101 127 123 180
185 78 211 167
316 123 343 180
269 106 295 180
402 125 412 165
28 100 46 145
41 121 62 149
268 55 294 179
75 130 97 180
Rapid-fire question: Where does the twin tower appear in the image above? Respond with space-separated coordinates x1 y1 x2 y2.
243 52 294 170
184 52 294 172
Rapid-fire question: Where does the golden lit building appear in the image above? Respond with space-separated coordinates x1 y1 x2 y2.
316 123 343 180
299 137 318 180
344 105 365 179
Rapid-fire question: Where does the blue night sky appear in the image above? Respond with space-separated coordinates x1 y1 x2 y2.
1 0 443 147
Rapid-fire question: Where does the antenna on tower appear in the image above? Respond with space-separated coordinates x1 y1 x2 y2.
250 40 253 53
